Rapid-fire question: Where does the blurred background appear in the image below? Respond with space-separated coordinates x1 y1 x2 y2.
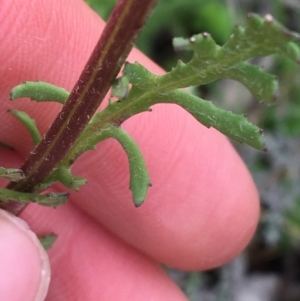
85 1 300 300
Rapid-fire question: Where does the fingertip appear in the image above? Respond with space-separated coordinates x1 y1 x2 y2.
0 209 50 301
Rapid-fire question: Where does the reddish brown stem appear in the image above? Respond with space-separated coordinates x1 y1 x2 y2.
1 0 158 215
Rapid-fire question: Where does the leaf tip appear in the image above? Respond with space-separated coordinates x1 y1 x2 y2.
132 182 151 207
46 192 69 206
70 178 88 191
134 200 145 208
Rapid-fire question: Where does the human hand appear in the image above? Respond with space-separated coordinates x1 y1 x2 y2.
0 1 260 300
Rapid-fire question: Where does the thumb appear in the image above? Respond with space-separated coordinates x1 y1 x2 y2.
0 209 50 301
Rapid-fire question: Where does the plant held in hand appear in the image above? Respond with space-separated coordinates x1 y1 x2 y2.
0 2 300 216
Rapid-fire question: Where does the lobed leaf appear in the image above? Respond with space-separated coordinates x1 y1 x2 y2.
126 14 300 104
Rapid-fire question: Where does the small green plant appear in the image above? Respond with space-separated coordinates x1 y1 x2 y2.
0 1 300 218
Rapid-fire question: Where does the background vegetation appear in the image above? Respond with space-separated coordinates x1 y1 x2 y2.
85 1 300 300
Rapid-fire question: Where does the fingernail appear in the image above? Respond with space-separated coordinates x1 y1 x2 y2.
0 209 50 301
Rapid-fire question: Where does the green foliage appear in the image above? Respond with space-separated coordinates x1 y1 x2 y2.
3 14 300 207
0 188 68 207
0 167 24 182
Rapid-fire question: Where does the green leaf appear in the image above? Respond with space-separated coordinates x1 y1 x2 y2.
42 167 87 192
224 63 278 103
10 81 69 104
160 90 266 150
125 13 300 102
0 167 25 182
0 188 69 207
8 110 42 145
54 125 150 206
108 65 266 150
107 126 151 206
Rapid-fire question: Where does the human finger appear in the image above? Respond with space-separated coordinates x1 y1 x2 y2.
0 0 260 270
0 208 50 301
21 202 189 301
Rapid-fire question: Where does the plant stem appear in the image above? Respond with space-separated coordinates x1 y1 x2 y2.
1 0 158 215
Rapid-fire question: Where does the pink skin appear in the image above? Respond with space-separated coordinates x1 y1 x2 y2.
0 0 260 300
